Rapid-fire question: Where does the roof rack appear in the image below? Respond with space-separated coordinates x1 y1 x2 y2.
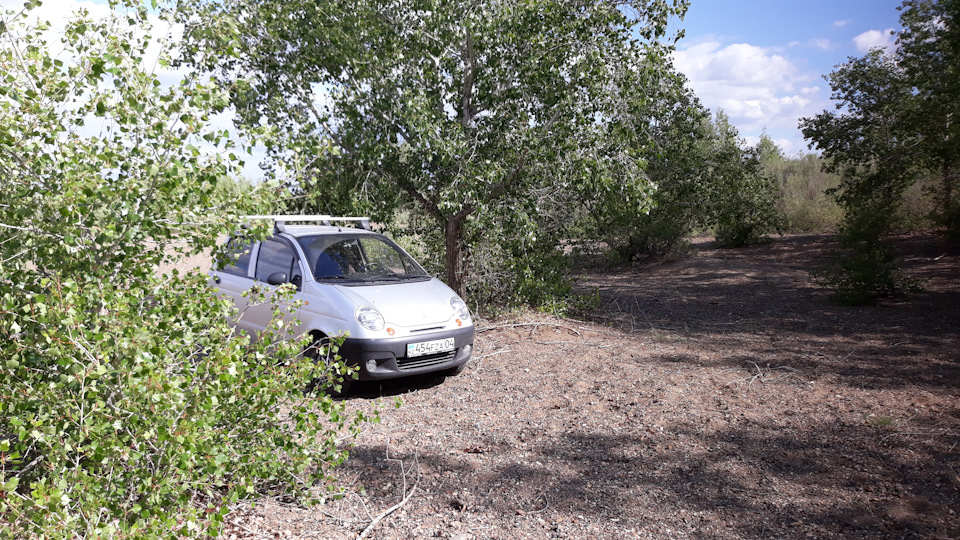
244 215 372 232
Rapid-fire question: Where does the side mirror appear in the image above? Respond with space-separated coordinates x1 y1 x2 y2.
267 271 288 286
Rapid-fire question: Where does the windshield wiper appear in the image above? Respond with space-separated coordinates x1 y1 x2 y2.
317 275 363 282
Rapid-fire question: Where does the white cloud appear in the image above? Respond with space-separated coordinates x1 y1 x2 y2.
673 40 830 154
853 28 897 53
674 41 823 131
833 20 850 28
810 38 832 51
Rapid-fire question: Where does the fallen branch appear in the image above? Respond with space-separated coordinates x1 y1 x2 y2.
880 430 957 444
357 446 420 539
478 322 582 336
535 340 603 347
473 350 512 360
356 484 418 539
724 362 799 388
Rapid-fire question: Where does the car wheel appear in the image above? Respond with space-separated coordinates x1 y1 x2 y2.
304 332 352 397
444 362 468 377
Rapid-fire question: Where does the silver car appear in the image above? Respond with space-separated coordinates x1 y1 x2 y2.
210 216 474 384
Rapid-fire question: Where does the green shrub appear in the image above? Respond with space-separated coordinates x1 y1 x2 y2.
773 156 845 232
812 197 919 305
0 5 372 537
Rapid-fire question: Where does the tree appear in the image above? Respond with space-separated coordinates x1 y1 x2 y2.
897 0 960 234
583 71 712 259
701 110 785 247
176 0 689 300
800 49 918 303
799 1 960 302
0 3 367 536
592 93 785 260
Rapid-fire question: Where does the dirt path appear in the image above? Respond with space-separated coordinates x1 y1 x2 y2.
224 233 960 539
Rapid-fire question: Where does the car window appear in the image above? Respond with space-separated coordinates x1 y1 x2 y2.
359 237 410 273
218 238 254 277
255 239 300 283
297 233 429 282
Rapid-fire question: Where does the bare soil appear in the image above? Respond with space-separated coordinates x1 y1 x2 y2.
222 233 960 540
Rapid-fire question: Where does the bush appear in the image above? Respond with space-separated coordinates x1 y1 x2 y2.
0 5 371 537
769 155 845 232
813 196 919 305
1 274 367 538
393 203 573 315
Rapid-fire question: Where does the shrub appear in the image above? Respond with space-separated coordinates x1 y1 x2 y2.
0 5 371 537
812 195 919 305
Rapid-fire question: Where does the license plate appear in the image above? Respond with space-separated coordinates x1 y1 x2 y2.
406 337 455 357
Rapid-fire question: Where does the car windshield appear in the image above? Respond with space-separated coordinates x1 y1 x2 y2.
297 233 430 283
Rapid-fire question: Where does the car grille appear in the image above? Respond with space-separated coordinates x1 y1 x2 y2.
397 349 457 371
409 326 444 333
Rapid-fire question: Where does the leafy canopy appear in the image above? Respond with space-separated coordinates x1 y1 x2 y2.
177 0 689 301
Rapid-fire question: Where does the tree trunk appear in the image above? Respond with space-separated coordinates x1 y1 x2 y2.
444 215 467 298
943 162 954 216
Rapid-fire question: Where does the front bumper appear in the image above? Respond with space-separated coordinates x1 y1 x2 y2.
337 326 475 380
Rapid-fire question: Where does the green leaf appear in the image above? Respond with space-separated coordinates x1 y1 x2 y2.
2 477 18 492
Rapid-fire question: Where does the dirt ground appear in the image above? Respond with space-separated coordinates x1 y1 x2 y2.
221 233 960 540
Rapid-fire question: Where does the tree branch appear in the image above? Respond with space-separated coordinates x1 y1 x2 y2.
460 32 477 129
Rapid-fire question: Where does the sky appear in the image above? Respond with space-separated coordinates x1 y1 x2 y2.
672 0 904 155
2 0 906 172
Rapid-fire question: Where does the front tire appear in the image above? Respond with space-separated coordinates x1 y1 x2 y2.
304 332 353 397
444 362 468 377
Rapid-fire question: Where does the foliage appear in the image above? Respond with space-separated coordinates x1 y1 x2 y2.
811 189 919 305
799 0 957 303
897 0 960 233
584 77 785 261
176 0 688 306
0 3 368 537
583 71 709 260
704 112 785 248
802 0 960 302
757 146 844 233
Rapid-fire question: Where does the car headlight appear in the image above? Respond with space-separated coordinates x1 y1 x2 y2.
356 306 385 331
451 297 470 320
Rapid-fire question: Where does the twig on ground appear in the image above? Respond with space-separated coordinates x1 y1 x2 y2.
879 430 957 445
356 483 418 539
535 340 603 347
472 349 511 374
529 490 551 514
724 361 800 388
356 446 420 540
478 322 582 336
473 350 512 360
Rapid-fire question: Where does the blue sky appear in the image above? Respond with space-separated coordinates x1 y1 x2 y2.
672 0 903 154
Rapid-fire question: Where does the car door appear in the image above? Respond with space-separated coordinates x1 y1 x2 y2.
244 237 306 339
211 238 257 333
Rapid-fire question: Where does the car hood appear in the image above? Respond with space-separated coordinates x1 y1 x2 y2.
331 278 460 328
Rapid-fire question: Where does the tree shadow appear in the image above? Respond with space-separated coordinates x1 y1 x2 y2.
580 234 960 393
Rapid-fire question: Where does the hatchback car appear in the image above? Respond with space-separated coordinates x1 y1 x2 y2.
210 215 474 386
